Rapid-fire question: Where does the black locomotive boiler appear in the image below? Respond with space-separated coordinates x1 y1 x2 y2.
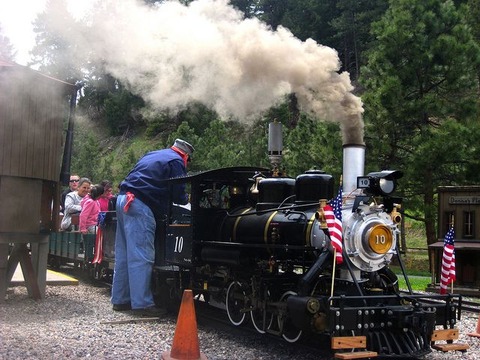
149 144 464 358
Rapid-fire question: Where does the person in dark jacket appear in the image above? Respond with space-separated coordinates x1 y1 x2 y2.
111 139 194 316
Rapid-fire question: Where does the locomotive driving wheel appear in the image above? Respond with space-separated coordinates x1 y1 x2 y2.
278 291 302 343
226 281 248 326
250 290 274 334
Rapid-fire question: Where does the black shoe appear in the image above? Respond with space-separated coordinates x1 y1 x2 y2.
113 303 132 311
132 306 167 317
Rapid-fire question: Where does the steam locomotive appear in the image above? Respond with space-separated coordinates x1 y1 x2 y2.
49 123 465 358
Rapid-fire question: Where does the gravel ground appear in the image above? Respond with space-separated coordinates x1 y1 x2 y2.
1 281 479 360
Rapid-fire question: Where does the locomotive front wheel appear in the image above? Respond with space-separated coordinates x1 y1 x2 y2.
226 281 247 326
278 291 302 343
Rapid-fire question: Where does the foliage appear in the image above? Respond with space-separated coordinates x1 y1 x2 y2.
396 273 432 291
283 117 343 179
26 0 480 250
257 0 387 80
29 0 85 82
334 0 389 80
361 0 480 244
104 89 145 136
70 123 101 181
178 119 269 171
0 25 15 60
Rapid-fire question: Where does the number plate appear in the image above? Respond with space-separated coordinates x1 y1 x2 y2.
165 224 193 266
357 176 370 188
367 224 392 254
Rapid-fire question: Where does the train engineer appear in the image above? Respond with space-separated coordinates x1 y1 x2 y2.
111 138 194 316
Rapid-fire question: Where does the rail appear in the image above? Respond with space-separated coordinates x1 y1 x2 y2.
400 290 480 314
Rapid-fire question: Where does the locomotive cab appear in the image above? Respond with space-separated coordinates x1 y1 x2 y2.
159 167 270 269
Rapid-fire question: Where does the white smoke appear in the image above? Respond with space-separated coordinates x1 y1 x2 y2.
46 0 364 143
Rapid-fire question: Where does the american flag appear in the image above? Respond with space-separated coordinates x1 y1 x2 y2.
440 227 456 294
324 186 343 264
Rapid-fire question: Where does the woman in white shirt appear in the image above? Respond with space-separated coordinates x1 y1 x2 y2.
61 178 91 231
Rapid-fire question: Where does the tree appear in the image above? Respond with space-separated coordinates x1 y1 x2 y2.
258 0 337 43
257 0 388 80
29 0 84 82
330 0 388 81
361 0 480 246
466 0 480 94
283 117 343 179
0 26 15 61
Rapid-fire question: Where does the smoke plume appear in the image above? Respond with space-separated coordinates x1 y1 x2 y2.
50 0 364 144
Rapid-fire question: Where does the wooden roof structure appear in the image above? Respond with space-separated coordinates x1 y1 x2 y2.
0 59 75 181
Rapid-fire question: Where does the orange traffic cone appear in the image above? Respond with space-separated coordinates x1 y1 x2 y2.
467 313 480 338
162 289 207 360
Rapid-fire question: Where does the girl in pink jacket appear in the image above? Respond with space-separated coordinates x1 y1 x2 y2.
79 185 104 234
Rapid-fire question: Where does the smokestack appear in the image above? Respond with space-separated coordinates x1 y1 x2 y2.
342 144 365 194
268 121 283 168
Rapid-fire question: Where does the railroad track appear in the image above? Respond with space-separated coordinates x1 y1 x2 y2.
400 290 480 314
193 300 333 359
460 299 480 314
56 265 480 315
57 265 480 315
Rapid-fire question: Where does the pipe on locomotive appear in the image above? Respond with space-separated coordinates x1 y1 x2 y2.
59 82 83 186
268 120 366 193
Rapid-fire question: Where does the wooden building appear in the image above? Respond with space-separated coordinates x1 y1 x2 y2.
428 186 480 296
0 59 76 300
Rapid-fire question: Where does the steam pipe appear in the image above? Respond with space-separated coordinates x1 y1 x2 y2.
298 248 330 296
59 83 81 186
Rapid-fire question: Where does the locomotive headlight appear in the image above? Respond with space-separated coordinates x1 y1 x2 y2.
357 170 403 197
367 224 393 254
378 178 395 194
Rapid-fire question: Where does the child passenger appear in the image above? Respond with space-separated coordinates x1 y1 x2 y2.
79 184 104 234
98 180 114 212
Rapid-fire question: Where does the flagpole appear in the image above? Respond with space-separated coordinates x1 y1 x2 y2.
440 217 455 295
451 216 455 294
330 175 343 305
330 248 336 304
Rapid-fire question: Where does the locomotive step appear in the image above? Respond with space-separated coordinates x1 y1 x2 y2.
332 336 377 359
430 329 469 352
334 351 378 359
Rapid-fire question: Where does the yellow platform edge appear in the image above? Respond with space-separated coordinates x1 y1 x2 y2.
10 265 79 286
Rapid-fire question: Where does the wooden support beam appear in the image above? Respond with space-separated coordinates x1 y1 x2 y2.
1 233 49 301
7 244 41 299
